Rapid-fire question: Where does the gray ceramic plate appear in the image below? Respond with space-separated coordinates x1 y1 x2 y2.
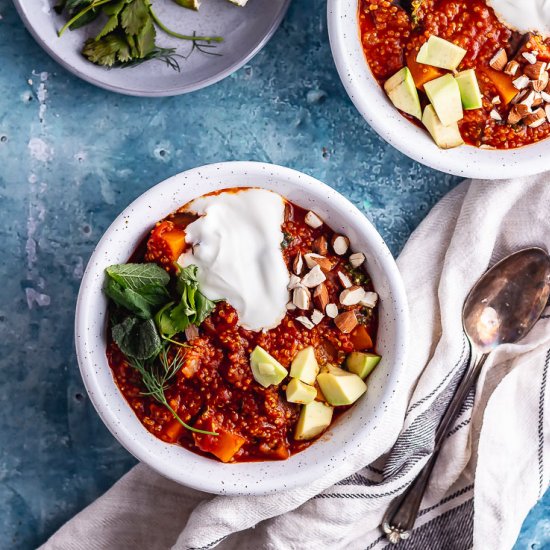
14 0 290 97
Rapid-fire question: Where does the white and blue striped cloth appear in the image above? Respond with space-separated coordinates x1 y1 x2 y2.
42 175 550 550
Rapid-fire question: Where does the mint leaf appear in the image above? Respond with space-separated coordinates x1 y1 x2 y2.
106 263 169 291
112 317 162 360
105 278 168 319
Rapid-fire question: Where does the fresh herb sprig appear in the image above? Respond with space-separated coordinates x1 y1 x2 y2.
104 261 218 436
130 349 217 436
55 0 223 70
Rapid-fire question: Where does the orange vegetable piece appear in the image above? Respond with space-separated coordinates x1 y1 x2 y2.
145 220 187 270
163 418 185 443
482 67 518 105
194 419 246 463
350 324 373 351
406 50 445 91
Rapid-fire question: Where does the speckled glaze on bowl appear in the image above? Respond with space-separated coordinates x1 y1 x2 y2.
13 0 290 97
75 161 408 495
327 0 549 179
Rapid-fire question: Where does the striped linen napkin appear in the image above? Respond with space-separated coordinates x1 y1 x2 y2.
41 175 550 550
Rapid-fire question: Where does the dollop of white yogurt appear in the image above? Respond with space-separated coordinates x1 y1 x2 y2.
178 189 290 332
487 0 550 37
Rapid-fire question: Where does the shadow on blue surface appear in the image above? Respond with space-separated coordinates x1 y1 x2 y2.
0 0 547 548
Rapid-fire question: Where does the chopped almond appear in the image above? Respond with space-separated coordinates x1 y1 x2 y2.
489 48 507 71
490 109 502 121
288 274 302 290
522 51 538 64
508 104 530 124
293 253 304 275
311 309 324 325
340 286 366 306
512 75 530 90
334 310 358 334
296 316 314 330
312 235 328 256
305 211 323 229
293 286 311 310
313 283 329 312
360 291 379 308
325 303 338 318
331 235 350 255
524 107 547 128
286 302 297 311
337 271 353 288
532 71 549 92
540 91 550 102
301 265 326 288
304 253 324 269
504 60 520 76
491 96 501 104
524 61 547 80
349 252 365 267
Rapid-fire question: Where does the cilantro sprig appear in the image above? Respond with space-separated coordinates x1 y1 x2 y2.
55 0 223 70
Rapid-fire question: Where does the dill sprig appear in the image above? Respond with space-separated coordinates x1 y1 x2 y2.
130 347 218 436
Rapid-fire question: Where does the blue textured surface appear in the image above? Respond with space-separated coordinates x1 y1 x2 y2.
0 1 547 548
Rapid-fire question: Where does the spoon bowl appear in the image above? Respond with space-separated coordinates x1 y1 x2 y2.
463 247 550 354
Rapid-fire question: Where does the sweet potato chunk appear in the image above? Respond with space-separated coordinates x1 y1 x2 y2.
350 324 374 351
482 68 518 105
407 51 445 91
145 221 187 271
194 419 246 463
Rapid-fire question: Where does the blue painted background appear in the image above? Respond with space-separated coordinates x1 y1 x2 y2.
0 0 548 548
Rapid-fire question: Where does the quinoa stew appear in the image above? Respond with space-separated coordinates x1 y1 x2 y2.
359 0 550 149
103 188 382 463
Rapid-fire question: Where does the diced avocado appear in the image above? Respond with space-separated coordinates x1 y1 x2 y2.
345 352 381 379
317 365 367 406
250 346 287 388
423 74 463 126
286 378 317 404
383 67 422 120
455 69 482 110
422 105 464 149
295 401 334 440
416 35 467 71
290 346 319 385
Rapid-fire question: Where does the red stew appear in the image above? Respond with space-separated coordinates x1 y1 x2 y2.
106 195 378 462
359 0 550 148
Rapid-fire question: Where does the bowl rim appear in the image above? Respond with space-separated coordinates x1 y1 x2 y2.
327 0 550 179
75 161 409 495
12 0 291 97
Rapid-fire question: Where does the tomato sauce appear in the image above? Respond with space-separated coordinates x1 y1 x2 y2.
107 196 378 462
359 0 550 149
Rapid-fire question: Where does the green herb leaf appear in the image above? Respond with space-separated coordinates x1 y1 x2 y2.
104 278 169 319
112 317 162 360
95 14 119 40
83 33 132 66
135 16 156 58
106 263 170 291
120 0 150 36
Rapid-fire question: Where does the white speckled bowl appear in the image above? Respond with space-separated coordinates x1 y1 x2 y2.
75 161 408 495
327 0 549 179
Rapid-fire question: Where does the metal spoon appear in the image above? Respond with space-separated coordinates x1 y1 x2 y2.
382 247 550 544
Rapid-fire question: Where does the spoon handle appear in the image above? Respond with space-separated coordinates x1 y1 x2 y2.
382 352 488 544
